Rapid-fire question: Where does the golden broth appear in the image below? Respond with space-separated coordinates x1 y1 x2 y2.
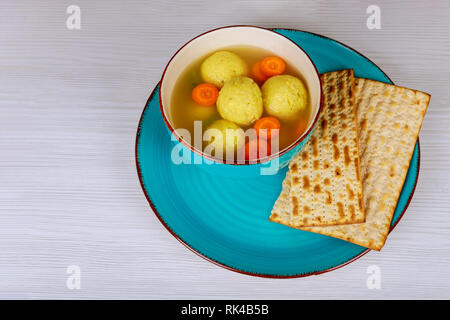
170 46 311 159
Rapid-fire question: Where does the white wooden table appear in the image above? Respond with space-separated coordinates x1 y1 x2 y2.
1 0 449 299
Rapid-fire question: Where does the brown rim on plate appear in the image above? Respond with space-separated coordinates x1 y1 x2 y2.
136 27 421 278
159 25 324 165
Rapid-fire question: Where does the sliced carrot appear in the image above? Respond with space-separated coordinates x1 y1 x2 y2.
260 56 286 77
245 139 271 161
295 118 309 138
251 61 268 84
254 116 281 140
191 83 219 106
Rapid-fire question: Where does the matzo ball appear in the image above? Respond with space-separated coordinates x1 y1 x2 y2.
200 51 248 88
216 76 263 126
204 119 244 157
262 75 308 120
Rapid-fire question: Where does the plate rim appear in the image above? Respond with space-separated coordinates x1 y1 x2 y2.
135 27 421 278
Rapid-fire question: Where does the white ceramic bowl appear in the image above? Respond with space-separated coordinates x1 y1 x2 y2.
159 26 322 175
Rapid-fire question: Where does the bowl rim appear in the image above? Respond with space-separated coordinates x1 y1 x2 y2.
158 25 323 165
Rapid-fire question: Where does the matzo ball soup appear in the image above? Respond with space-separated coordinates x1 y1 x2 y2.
170 46 311 161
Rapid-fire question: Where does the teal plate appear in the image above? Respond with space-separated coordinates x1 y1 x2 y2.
136 28 420 277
